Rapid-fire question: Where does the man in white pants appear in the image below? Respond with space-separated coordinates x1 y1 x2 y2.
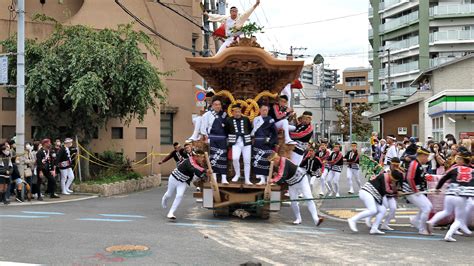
383 135 398 171
270 152 324 226
269 95 296 144
316 141 331 196
290 111 314 166
226 104 253 185
187 91 214 142
344 142 361 194
56 138 76 195
206 0 260 55
326 143 344 197
402 147 433 235
427 151 473 241
162 150 211 219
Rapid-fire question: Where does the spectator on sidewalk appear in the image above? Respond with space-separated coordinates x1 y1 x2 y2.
401 137 418 168
16 142 36 201
36 139 60 199
57 138 75 195
428 142 446 175
0 144 13 205
10 163 24 202
31 141 43 201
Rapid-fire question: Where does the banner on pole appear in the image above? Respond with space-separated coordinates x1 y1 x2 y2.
0 56 8 84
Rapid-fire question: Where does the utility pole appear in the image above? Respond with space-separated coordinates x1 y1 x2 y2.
16 0 25 158
322 91 326 139
386 48 392 106
348 91 356 143
209 0 221 51
203 0 211 57
289 46 307 58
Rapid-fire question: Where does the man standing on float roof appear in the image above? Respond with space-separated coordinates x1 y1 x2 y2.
251 105 278 185
205 0 261 54
200 97 229 184
226 104 253 185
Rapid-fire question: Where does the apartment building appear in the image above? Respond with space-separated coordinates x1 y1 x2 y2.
368 0 474 110
336 67 370 106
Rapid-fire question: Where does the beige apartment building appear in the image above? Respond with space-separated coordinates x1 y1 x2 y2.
0 0 205 175
337 67 370 106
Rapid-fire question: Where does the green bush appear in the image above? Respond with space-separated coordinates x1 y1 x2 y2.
87 150 138 183
84 171 141 185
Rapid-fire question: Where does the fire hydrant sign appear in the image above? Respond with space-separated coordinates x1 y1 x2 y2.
0 56 8 84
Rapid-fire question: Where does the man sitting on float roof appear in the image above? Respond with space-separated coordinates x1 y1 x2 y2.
205 0 261 54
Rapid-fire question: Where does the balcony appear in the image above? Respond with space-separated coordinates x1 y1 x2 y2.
345 81 367 87
383 35 419 52
430 30 474 43
379 61 419 77
391 86 417 96
379 0 404 11
379 11 418 33
430 4 474 17
368 71 374 82
429 57 459 68
369 6 373 18
369 29 374 39
369 92 412 104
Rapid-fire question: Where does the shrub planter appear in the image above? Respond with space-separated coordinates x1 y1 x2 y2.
72 174 161 197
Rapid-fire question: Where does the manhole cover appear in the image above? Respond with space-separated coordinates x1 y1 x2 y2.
106 245 151 258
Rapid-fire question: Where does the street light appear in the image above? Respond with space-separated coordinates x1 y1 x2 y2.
348 91 356 144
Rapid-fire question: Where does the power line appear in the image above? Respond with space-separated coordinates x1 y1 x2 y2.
156 0 208 32
172 0 202 25
240 0 281 51
266 12 367 29
115 0 202 54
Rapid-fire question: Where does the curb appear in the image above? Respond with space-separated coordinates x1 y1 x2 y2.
1 194 100 207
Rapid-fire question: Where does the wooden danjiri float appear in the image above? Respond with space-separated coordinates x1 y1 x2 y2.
186 38 304 218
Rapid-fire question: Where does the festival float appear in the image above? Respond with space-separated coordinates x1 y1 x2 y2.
186 34 304 218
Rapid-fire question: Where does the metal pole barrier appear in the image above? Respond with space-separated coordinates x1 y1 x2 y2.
75 135 82 183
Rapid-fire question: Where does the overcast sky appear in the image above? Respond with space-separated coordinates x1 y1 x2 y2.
225 0 370 72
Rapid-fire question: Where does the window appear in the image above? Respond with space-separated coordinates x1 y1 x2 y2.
293 92 301 106
136 127 147 139
31 126 41 140
2 97 15 111
135 152 147 164
92 127 99 139
431 116 443 141
2 125 15 139
111 127 123 139
411 124 419 138
160 113 173 145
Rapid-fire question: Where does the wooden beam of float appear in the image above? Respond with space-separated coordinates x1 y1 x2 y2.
186 39 304 99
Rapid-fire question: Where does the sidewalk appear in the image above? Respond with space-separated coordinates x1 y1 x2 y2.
1 193 99 207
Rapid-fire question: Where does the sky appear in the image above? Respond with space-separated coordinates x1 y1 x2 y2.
225 0 370 72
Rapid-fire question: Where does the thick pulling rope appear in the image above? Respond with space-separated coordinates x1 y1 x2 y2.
215 90 277 121
240 195 360 207
238 190 442 207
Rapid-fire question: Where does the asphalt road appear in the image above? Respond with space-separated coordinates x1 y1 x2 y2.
1 181 473 265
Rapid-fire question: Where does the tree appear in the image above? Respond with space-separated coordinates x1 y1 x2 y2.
1 17 167 142
335 103 372 141
313 54 324 65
